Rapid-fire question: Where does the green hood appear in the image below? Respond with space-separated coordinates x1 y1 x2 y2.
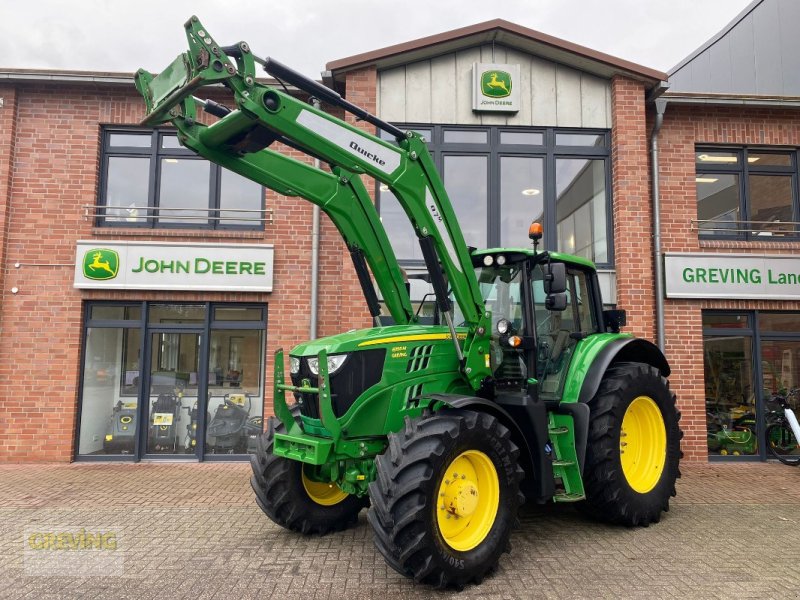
290 324 468 357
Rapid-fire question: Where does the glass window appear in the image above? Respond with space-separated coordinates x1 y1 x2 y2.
704 334 756 456
696 174 740 236
556 133 604 147
702 313 749 329
500 156 544 247
379 125 611 265
758 313 800 333
104 157 150 223
149 304 205 324
696 146 797 239
158 159 210 225
214 307 264 321
99 128 264 229
443 130 488 144
749 175 793 235
500 131 543 145
444 155 488 248
78 327 142 456
109 133 151 148
206 329 264 455
555 158 608 263
90 305 142 321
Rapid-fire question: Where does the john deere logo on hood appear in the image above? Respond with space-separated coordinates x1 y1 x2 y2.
83 249 119 280
481 70 512 98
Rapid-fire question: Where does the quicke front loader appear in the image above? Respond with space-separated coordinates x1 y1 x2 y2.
135 17 683 588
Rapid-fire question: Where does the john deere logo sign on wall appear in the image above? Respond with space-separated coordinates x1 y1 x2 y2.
665 253 800 300
74 241 274 292
472 63 520 112
82 249 119 281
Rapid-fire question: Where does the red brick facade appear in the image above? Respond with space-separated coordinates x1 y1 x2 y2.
657 104 800 461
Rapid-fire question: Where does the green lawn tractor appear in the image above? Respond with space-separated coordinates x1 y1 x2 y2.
135 17 683 588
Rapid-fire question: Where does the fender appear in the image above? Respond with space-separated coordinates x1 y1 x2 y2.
425 393 555 503
577 338 671 404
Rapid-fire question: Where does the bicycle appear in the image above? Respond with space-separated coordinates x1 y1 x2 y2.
765 394 800 466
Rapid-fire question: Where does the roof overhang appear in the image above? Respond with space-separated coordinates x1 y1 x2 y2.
326 19 666 89
662 91 800 109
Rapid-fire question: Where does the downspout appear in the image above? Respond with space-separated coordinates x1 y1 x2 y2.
650 95 668 352
309 96 322 339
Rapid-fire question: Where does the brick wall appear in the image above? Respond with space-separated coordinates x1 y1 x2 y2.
657 103 800 461
611 76 655 341
0 81 370 462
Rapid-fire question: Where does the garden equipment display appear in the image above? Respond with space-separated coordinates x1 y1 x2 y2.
147 390 183 453
135 17 683 588
103 401 137 454
207 393 258 454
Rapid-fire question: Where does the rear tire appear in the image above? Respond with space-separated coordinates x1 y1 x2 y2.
367 409 523 589
582 362 682 526
250 409 367 534
765 422 800 466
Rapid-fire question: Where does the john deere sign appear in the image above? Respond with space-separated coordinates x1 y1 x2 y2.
472 63 520 113
665 253 800 300
74 241 274 292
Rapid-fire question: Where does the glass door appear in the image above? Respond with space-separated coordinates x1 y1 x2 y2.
143 330 206 457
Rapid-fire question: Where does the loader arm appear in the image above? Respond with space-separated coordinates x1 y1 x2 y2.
134 16 492 388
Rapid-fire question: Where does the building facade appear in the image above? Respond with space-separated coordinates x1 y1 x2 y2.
0 0 797 463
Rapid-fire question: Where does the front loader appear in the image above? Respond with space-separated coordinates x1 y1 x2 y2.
135 17 683 588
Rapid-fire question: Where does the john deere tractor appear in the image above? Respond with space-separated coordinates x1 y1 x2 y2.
135 17 682 588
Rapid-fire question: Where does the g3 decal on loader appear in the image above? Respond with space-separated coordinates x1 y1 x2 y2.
135 17 682 589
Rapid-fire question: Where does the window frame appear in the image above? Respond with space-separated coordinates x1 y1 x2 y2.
377 124 613 268
695 146 799 240
97 127 266 231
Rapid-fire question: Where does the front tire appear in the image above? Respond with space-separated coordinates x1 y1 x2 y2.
368 409 523 589
582 362 682 526
250 411 367 534
765 422 800 466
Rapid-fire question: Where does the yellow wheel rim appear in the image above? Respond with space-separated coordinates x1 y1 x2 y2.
301 469 348 506
620 396 667 494
436 450 499 552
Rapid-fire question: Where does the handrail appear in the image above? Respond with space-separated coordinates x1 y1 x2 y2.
691 219 800 234
83 204 273 224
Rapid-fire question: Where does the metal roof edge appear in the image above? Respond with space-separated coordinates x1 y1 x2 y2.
662 91 800 108
668 0 764 75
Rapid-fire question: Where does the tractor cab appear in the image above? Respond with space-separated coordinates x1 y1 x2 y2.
469 245 604 402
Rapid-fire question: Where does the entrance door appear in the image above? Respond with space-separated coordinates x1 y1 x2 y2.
142 330 206 458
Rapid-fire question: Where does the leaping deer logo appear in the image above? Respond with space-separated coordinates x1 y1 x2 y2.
89 252 115 275
481 70 512 98
82 248 119 280
486 73 509 94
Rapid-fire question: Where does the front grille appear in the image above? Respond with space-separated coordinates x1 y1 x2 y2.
290 349 386 420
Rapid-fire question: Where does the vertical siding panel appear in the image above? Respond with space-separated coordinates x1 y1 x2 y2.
455 47 482 125
479 45 508 126
530 56 557 126
555 64 582 127
505 49 532 126
405 61 432 123
378 67 406 121
430 54 457 124
580 73 610 128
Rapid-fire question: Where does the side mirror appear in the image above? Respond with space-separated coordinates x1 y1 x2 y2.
545 292 567 311
603 309 627 333
542 262 566 294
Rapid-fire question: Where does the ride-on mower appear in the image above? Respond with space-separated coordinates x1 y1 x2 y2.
135 17 683 588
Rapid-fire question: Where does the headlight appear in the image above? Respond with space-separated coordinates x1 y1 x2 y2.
289 356 300 374
307 354 348 376
496 318 511 334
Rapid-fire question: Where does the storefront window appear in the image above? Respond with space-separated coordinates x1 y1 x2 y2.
704 333 757 456
78 327 142 456
77 302 266 460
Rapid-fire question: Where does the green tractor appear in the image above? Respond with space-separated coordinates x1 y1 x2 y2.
135 17 683 588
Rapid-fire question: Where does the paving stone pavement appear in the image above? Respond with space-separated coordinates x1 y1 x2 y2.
0 461 798 599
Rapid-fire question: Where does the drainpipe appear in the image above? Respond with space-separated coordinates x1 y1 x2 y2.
651 96 667 352
309 96 321 339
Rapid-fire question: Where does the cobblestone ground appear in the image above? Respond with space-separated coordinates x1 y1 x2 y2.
0 461 798 599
